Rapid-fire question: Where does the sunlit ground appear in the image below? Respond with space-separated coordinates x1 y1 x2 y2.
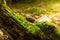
36 3 60 28
7 1 60 28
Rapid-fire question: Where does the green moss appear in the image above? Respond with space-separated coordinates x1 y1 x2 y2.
1 4 41 34
35 22 55 34
55 28 60 36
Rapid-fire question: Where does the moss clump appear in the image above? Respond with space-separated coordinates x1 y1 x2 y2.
35 22 55 34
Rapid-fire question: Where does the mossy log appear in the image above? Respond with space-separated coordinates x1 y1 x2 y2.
0 0 60 40
0 0 42 40
0 6 43 40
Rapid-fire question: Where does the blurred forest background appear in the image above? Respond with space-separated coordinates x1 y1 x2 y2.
0 0 60 40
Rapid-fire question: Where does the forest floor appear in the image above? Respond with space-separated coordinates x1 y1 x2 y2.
7 1 60 28
0 0 60 39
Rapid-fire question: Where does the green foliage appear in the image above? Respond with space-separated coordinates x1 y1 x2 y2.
24 6 55 16
44 8 54 14
25 6 43 16
25 6 40 13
